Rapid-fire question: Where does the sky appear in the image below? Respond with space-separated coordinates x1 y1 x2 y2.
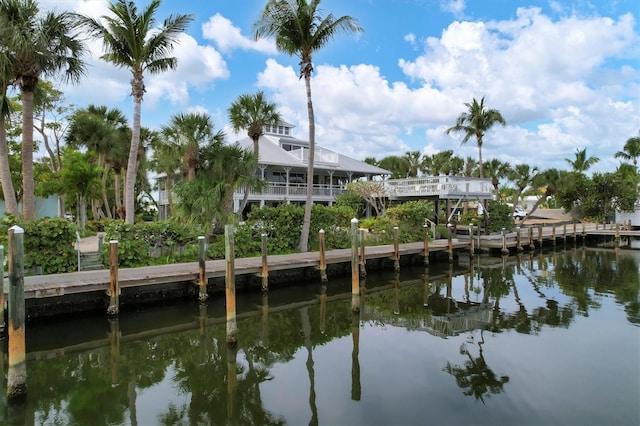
39 0 640 176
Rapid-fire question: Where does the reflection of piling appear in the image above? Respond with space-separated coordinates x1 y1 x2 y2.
0 245 4 332
198 236 208 303
393 273 400 315
319 284 327 334
225 225 237 343
351 311 361 401
351 219 360 313
423 225 430 266
107 240 119 316
359 229 366 278
318 230 327 282
7 226 26 399
261 293 269 347
393 226 400 272
109 318 120 384
261 233 269 292
226 342 237 424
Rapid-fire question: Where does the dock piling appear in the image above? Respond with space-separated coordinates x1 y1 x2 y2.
528 227 534 251
538 226 543 247
393 226 400 272
552 225 557 247
107 240 119 316
423 225 430 266
516 227 523 252
318 230 327 282
198 236 208 303
469 225 475 257
447 224 453 263
225 225 237 343
501 228 509 255
7 226 26 399
351 219 360 313
261 233 269 292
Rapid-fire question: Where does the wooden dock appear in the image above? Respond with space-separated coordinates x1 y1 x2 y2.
18 222 639 303
22 239 467 300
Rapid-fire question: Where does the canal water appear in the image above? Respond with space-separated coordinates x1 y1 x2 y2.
1 247 638 425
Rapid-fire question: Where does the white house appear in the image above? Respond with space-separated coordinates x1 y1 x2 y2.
156 121 390 219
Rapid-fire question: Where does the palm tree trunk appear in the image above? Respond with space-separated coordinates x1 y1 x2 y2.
299 74 315 252
102 163 113 219
125 90 143 224
0 117 18 215
477 141 484 179
21 90 36 220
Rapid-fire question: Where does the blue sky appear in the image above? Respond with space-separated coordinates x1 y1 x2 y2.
43 0 639 175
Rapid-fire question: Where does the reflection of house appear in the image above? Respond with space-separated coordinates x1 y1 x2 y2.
156 121 390 220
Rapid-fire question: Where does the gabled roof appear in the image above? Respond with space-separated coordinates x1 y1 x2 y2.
237 134 390 176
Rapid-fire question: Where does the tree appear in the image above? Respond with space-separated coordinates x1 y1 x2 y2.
161 112 216 181
527 168 567 218
0 0 86 220
508 163 538 212
615 135 640 172
228 91 281 215
78 0 193 224
483 158 511 200
0 47 18 214
378 155 409 179
403 151 423 177
445 97 506 179
345 180 387 216
565 148 599 175
254 0 363 252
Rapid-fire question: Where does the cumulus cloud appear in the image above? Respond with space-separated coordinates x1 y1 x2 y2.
202 13 277 54
440 0 466 18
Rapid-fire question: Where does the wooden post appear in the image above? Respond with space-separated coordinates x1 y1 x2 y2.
469 225 475 257
573 222 577 239
7 226 26 399
261 233 269 292
107 240 119 316
529 226 534 250
615 223 620 245
225 225 237 343
359 228 366 278
423 225 430 266
447 224 453 263
552 225 557 247
516 227 523 252
0 245 4 333
501 228 509 255
393 226 400 272
351 218 360 313
198 236 208 303
563 224 567 245
538 226 543 247
318 229 327 282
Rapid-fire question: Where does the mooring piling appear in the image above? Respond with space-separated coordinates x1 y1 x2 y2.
7 226 26 399
351 218 360 313
261 233 269 292
318 229 327 282
107 240 119 316
198 236 208 303
225 224 237 343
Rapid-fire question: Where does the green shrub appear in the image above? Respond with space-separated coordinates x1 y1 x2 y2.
386 200 434 242
487 200 515 233
334 191 365 217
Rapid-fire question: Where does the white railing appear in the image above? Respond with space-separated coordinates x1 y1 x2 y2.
289 147 339 164
384 176 493 199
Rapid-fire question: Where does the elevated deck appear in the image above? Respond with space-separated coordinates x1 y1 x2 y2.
384 176 493 200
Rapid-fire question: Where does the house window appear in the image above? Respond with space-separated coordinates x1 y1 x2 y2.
278 126 284 134
285 127 290 135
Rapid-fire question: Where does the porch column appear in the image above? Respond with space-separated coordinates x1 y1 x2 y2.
284 167 291 204
259 165 268 209
328 170 335 198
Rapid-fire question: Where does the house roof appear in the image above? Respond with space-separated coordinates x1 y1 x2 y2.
237 134 390 176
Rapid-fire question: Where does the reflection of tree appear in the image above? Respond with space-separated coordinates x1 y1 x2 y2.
444 330 509 402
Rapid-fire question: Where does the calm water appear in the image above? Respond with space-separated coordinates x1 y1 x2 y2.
1 247 638 425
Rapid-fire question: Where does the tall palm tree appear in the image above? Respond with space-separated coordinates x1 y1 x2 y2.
403 151 423 177
228 90 281 214
254 0 363 252
615 135 640 172
0 0 86 220
161 112 216 181
78 0 193 224
0 51 18 215
565 148 599 175
445 97 506 179
527 168 567 219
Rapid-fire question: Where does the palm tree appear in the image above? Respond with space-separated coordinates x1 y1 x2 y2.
378 155 409 179
484 158 511 200
254 0 363 252
565 148 599 175
228 91 281 214
527 168 567 219
161 112 216 181
445 97 506 179
0 50 18 215
0 0 86 220
403 151 423 177
78 0 193 224
508 163 538 212
615 135 640 172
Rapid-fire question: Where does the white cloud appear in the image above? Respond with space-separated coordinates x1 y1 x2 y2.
201 13 277 54
440 0 466 18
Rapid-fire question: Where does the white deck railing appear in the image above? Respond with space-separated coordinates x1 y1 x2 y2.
383 176 493 199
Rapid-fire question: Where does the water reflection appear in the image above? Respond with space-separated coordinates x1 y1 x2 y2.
0 248 638 425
